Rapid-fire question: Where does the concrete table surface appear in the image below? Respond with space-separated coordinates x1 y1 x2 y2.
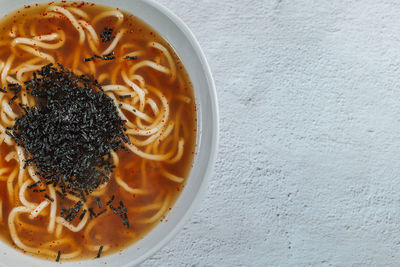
144 0 400 266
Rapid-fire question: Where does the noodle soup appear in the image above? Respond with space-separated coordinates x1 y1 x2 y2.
0 1 196 262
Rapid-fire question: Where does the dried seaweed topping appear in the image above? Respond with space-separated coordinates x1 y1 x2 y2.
8 64 128 195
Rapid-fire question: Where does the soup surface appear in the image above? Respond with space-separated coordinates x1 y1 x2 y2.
0 1 196 261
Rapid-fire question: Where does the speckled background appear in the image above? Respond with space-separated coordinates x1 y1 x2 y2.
143 0 400 266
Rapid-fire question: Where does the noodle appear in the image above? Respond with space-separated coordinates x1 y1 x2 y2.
17 45 55 63
48 6 85 44
7 168 18 205
136 193 171 224
165 138 185 164
56 216 88 232
29 200 50 219
12 32 65 50
2 100 17 119
129 60 171 76
160 167 184 183
9 57 43 74
19 180 37 210
148 42 176 83
47 185 57 233
16 146 26 187
27 166 40 183
92 10 124 28
16 65 43 82
9 206 81 259
102 28 126 55
67 7 90 21
131 122 174 147
4 134 14 146
1 55 14 87
55 223 63 238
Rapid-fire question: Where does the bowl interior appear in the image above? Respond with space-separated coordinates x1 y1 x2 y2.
0 0 218 266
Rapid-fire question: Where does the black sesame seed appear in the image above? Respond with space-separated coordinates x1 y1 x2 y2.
123 213 130 229
27 180 41 189
79 209 87 220
96 197 102 209
96 209 107 217
124 56 138 60
9 95 18 104
106 195 114 206
56 190 65 199
102 56 115 61
83 57 95 62
119 212 129 229
80 191 87 202
121 146 130 153
44 194 54 202
60 208 72 218
88 208 97 218
65 201 82 222
120 201 127 213
33 189 45 193
96 245 103 258
23 159 32 169
56 250 61 262
109 205 118 215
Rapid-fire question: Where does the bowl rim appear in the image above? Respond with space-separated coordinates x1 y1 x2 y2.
124 0 219 265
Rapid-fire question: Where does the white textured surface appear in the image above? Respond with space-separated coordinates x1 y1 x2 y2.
144 0 400 266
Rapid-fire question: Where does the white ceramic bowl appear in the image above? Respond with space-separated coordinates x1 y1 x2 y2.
0 0 218 266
